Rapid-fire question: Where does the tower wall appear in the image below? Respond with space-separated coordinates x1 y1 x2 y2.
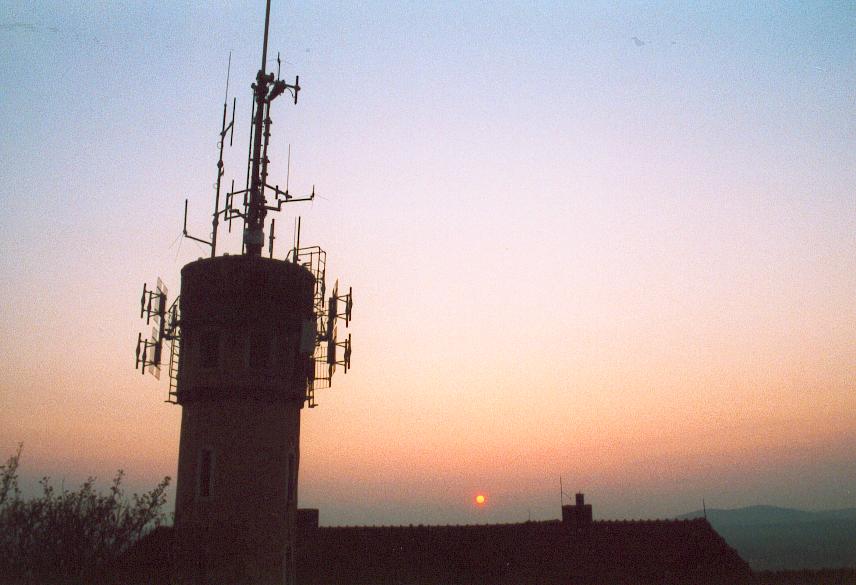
174 255 315 585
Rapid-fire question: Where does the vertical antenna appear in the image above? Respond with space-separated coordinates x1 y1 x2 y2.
294 216 301 262
211 52 234 258
703 498 707 520
286 144 291 194
230 98 236 146
228 179 235 232
261 0 271 73
224 51 232 102
292 217 298 259
559 476 564 508
269 218 276 258
180 53 236 257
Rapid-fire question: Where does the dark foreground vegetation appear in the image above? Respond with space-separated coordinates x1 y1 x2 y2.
0 445 170 585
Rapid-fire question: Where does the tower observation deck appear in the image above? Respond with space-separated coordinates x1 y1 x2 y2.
133 2 352 584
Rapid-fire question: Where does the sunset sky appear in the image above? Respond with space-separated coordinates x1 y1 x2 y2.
1 1 854 526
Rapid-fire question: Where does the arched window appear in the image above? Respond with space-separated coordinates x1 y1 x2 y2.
198 448 214 498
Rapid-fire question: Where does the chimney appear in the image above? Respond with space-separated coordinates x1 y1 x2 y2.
562 492 593 530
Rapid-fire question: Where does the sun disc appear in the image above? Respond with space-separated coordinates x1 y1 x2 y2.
475 494 486 505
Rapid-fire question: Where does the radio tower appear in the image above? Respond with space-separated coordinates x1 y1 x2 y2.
134 2 352 584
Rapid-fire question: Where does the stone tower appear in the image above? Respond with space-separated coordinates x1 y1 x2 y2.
134 3 352 583
173 256 315 584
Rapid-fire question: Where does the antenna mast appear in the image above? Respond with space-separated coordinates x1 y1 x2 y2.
244 0 272 256
184 0 310 259
244 0 303 256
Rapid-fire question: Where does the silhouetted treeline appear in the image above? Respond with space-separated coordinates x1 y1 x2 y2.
0 444 170 585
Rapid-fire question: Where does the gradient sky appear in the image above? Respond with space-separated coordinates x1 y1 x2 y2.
1 1 854 526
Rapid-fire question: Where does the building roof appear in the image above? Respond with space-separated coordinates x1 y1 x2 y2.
295 516 753 585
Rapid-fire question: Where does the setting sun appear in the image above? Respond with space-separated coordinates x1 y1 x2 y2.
475 494 486 505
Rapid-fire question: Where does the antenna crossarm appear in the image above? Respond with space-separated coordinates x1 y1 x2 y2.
224 209 246 220
184 233 213 247
263 183 315 211
182 199 213 249
217 206 244 219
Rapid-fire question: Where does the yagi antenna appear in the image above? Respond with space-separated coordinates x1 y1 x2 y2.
225 51 232 103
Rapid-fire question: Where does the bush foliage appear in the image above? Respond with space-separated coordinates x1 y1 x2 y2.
0 444 170 584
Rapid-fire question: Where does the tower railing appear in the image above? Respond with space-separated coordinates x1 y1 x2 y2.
288 245 327 320
287 245 331 407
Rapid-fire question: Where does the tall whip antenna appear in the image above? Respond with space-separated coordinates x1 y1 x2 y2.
183 52 235 257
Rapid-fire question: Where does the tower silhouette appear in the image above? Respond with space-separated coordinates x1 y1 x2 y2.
135 3 352 583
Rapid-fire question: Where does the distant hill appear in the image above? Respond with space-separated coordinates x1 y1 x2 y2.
677 506 856 570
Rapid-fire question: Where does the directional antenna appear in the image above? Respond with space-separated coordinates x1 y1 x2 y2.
326 280 354 334
136 277 181 401
325 325 352 376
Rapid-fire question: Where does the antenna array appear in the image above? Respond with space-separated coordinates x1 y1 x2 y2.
286 246 353 407
183 0 314 260
135 0 353 407
135 278 181 402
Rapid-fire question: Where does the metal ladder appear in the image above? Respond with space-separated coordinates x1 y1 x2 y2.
166 301 181 404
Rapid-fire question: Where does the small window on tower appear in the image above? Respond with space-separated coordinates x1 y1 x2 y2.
285 545 294 585
200 331 220 369
199 448 213 498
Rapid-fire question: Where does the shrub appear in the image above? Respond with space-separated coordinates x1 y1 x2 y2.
0 444 170 585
